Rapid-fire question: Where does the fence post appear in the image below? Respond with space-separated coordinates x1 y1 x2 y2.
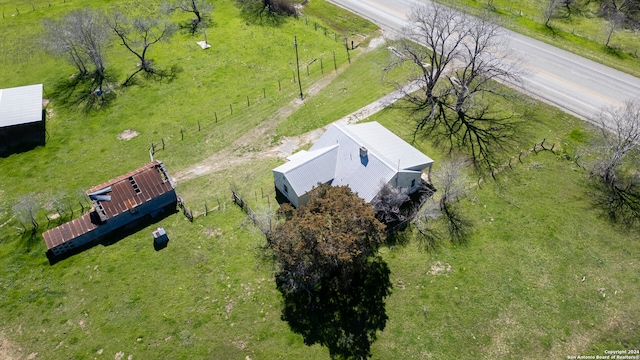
215 112 218 123
320 58 323 74
247 95 250 107
278 80 281 91
333 50 337 71
181 128 184 141
198 120 201 131
230 103 233 115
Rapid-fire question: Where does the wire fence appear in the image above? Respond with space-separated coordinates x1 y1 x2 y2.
146 48 354 160
2 3 368 236
476 138 559 188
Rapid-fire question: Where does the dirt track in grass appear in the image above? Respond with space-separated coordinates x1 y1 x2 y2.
172 35 421 184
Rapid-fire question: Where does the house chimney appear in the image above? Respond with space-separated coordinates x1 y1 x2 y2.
359 146 368 158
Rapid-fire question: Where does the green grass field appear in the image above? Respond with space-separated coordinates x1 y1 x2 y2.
436 0 640 77
0 0 639 359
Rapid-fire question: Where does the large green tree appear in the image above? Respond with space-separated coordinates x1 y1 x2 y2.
268 184 391 359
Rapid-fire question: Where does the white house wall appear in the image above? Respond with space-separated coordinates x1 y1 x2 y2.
395 170 424 193
273 172 301 208
272 145 339 207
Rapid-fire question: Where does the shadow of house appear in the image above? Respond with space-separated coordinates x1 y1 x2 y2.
43 161 177 262
0 84 46 157
273 122 434 207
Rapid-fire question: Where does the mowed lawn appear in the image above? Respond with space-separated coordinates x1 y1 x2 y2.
0 0 639 359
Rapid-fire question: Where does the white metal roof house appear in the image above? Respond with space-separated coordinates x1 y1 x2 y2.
273 122 434 207
0 84 45 156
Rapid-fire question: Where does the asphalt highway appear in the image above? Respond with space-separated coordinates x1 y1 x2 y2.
327 0 640 124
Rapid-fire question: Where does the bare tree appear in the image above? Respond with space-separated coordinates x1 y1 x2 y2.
414 157 471 244
42 9 110 92
236 0 297 24
13 194 40 233
371 182 410 225
605 9 625 47
393 3 470 133
599 0 640 29
109 13 177 85
163 0 214 34
543 0 561 27
391 4 521 168
587 100 640 225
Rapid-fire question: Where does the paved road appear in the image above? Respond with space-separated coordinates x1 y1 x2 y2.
328 0 640 123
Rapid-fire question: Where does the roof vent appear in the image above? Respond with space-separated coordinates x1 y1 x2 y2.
359 146 368 158
88 187 112 202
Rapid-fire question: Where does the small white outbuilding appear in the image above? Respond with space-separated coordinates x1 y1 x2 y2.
0 84 45 156
273 122 434 207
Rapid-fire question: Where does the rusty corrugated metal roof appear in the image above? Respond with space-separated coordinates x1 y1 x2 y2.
43 213 97 249
43 161 176 251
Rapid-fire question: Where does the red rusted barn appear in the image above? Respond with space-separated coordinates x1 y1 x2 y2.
43 161 177 257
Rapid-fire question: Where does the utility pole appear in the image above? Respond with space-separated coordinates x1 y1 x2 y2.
294 35 303 100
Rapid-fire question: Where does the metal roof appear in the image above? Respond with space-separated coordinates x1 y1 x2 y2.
43 161 176 250
275 121 433 203
314 122 434 171
273 145 339 196
42 213 97 250
87 160 176 221
0 84 43 128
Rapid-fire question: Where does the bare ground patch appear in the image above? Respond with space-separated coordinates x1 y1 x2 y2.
0 332 20 360
117 129 139 141
427 261 452 276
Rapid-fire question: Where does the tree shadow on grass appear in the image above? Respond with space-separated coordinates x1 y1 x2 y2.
588 178 640 231
49 75 117 112
18 228 42 252
603 45 629 59
278 257 392 359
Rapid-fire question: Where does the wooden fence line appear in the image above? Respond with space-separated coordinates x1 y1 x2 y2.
477 138 559 187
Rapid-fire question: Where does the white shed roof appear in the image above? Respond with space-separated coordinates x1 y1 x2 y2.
0 84 43 128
